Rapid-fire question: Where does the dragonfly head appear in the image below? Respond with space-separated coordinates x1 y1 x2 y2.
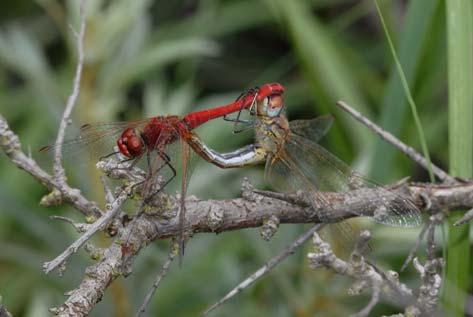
255 83 285 118
117 128 144 158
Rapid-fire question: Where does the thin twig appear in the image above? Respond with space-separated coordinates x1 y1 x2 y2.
42 184 133 274
100 175 115 204
136 240 178 317
401 221 431 272
336 101 455 183
351 286 381 317
50 215 91 233
203 224 322 315
453 207 473 226
53 0 87 184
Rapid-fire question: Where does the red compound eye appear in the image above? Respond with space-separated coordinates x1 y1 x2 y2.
269 94 283 110
117 128 144 158
257 83 285 101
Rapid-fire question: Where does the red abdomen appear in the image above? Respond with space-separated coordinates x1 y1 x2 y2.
182 83 285 129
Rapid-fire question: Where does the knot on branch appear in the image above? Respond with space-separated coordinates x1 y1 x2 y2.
241 177 260 202
40 188 66 206
84 243 105 261
207 204 224 231
260 215 280 241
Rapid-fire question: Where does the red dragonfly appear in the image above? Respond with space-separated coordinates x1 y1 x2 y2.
188 83 421 228
40 83 285 259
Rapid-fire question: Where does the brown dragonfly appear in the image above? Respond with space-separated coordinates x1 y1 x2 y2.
187 84 421 228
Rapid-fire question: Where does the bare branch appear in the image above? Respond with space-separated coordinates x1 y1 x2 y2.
53 0 87 185
136 240 178 317
0 114 101 218
50 211 172 316
204 224 322 315
43 178 473 315
336 101 455 183
308 230 414 316
42 184 133 274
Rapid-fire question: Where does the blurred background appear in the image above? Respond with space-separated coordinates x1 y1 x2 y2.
0 0 450 316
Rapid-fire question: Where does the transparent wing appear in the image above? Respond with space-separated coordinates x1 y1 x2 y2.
264 149 362 252
278 132 421 227
289 115 334 143
38 119 151 164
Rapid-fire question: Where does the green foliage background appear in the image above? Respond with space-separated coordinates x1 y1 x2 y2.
0 0 460 316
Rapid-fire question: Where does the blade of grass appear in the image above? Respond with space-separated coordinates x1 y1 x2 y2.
371 0 439 181
374 0 435 182
271 0 373 160
443 0 473 315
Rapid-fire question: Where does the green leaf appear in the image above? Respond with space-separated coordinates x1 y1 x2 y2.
443 0 473 316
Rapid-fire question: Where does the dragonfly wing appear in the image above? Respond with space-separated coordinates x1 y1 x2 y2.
264 150 333 215
264 148 362 252
289 115 334 143
39 119 151 164
283 133 421 227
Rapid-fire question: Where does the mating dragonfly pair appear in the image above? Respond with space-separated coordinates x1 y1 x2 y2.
42 83 421 257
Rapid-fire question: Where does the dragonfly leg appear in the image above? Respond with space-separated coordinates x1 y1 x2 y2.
223 116 255 134
222 116 252 124
110 156 141 172
143 151 177 202
224 87 258 133
99 150 121 161
232 123 255 134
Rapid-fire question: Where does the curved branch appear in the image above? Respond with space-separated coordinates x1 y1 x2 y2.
50 180 473 316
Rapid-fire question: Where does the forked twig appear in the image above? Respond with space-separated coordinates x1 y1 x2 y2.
0 115 102 218
336 101 455 183
309 230 414 316
42 184 133 274
203 224 323 315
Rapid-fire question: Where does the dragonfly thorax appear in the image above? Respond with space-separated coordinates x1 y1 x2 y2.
255 115 290 155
